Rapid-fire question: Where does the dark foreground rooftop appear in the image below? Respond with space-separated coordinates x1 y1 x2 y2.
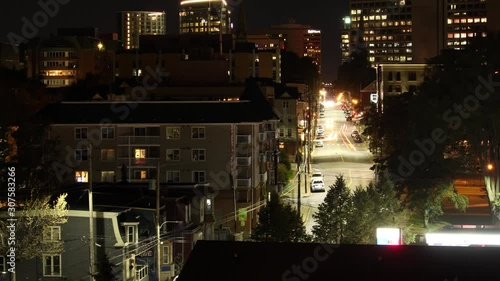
178 240 500 281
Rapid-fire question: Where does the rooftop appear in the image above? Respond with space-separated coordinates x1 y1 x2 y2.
178 240 500 281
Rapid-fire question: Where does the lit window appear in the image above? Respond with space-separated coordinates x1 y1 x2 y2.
75 171 88 183
43 255 61 277
134 149 146 164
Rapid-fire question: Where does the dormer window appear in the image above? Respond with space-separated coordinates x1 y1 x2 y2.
121 222 139 244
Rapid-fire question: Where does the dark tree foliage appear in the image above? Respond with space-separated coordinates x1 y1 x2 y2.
252 192 310 242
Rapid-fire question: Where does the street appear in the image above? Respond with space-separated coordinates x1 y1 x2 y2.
284 100 376 234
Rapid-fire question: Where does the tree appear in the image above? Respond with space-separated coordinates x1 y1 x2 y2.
0 193 68 260
312 175 352 244
93 251 117 281
252 192 310 242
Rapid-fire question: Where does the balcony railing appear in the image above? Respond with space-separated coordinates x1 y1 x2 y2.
136 265 148 281
118 136 160 145
237 178 252 188
117 157 159 167
236 135 251 144
236 156 251 166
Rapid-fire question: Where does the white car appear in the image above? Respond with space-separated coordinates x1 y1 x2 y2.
311 171 323 181
313 140 324 147
311 179 325 192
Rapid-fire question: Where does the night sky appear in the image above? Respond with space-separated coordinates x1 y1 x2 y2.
2 0 349 81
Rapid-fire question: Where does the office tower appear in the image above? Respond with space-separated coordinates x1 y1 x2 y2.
268 22 322 73
343 0 500 65
117 11 166 50
179 0 231 34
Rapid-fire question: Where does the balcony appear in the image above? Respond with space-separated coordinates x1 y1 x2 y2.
236 135 251 144
136 265 148 281
117 157 159 167
118 136 160 145
237 178 252 188
236 156 252 166
259 132 267 142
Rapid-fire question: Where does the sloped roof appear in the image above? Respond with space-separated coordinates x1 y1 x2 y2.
178 240 500 281
361 80 377 93
38 100 279 124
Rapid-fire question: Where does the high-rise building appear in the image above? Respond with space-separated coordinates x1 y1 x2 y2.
179 0 231 35
117 11 166 50
343 0 499 65
268 23 322 73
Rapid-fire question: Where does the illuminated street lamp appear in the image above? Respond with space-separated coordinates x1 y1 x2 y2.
487 164 494 171
97 42 104 51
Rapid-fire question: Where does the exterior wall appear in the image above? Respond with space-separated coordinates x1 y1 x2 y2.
378 63 427 108
13 212 121 281
233 52 253 82
412 0 443 63
47 118 277 238
117 11 167 50
27 46 114 88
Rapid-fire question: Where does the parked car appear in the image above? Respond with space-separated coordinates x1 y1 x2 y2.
311 171 324 181
351 130 359 138
310 179 325 192
316 126 324 134
353 135 363 143
314 140 324 147
320 112 325 118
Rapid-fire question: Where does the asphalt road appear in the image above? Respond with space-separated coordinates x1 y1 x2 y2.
302 101 376 233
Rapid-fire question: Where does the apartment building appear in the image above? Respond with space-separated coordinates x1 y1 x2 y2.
115 34 281 83
375 63 427 111
268 23 322 72
343 0 500 64
116 11 166 50
26 35 115 88
9 184 213 281
40 96 278 237
179 0 231 35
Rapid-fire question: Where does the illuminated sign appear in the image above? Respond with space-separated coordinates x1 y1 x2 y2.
425 232 500 246
376 228 401 245
370 93 378 103
307 30 321 34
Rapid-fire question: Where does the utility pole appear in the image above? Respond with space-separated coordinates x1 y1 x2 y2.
298 169 301 219
88 145 95 281
156 160 161 281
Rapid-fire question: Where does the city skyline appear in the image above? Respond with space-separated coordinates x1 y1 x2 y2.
1 0 349 81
